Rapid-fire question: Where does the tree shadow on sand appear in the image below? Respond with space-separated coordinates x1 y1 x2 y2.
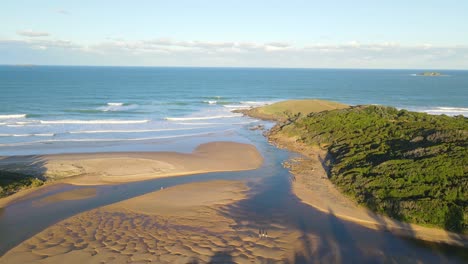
0 155 48 199
188 251 235 264
219 151 468 263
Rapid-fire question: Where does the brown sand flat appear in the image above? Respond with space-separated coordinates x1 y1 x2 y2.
272 134 468 247
0 181 306 263
0 141 263 186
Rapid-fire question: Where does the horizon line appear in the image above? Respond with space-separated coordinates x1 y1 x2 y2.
1 64 467 71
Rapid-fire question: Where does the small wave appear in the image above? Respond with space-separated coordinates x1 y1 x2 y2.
0 133 54 137
15 121 38 125
416 107 468 116
0 114 27 119
165 115 242 121
224 100 277 110
223 104 251 109
177 120 258 126
203 96 222 100
98 103 137 112
203 100 217 105
6 124 46 127
240 101 275 106
69 127 213 134
40 119 150 124
0 130 231 147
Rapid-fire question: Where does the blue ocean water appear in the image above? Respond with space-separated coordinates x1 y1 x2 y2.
0 66 467 155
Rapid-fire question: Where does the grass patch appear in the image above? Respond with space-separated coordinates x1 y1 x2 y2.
238 99 348 121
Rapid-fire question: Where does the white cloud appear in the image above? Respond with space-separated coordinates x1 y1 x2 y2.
17 30 50 37
0 38 80 50
1 37 467 68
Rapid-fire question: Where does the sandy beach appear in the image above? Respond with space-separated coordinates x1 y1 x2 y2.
0 141 263 207
270 133 468 247
0 180 303 263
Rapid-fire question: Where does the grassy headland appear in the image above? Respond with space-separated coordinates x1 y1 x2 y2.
243 100 468 233
234 99 348 121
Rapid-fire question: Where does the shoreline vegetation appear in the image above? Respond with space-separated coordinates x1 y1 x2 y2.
239 99 468 246
0 141 263 208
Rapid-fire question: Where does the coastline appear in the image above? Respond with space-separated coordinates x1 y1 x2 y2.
239 99 468 247
0 141 263 208
270 132 468 247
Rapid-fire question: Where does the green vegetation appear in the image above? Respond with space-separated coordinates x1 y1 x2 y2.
236 99 348 121
0 171 44 198
418 72 442 76
275 105 467 233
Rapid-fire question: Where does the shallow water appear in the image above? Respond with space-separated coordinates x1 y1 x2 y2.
0 130 466 263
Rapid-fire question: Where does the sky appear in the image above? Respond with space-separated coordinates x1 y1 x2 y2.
1 0 468 69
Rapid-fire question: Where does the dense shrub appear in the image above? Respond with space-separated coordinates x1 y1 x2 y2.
0 171 44 198
278 105 468 233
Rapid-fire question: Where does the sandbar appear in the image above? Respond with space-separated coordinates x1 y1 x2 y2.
0 180 302 263
0 141 263 208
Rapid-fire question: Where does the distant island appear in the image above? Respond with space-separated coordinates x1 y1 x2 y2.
240 100 468 239
417 71 442 76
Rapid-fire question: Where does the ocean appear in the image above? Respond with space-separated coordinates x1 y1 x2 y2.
0 66 467 155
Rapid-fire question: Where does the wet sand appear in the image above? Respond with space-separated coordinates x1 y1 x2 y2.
0 180 303 263
271 133 468 248
0 141 263 207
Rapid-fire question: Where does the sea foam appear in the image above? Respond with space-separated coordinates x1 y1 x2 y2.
165 114 242 121
0 133 54 137
40 119 149 124
69 127 212 134
0 114 27 119
421 107 468 116
0 130 231 147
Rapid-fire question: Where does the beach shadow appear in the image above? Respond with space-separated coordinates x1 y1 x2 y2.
0 155 48 179
0 155 48 198
362 194 468 263
221 147 467 263
208 251 235 264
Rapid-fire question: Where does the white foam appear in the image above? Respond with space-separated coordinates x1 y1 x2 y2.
203 100 217 105
0 133 54 137
224 100 276 110
0 130 231 147
15 121 38 125
223 104 251 109
420 107 468 116
69 127 213 134
98 103 137 112
177 120 258 126
40 119 150 124
0 114 27 119
165 114 242 121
